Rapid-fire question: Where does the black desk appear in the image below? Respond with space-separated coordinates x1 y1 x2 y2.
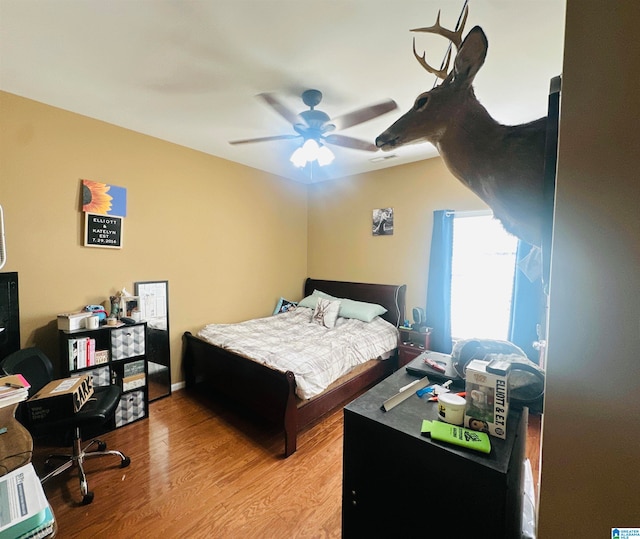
342 367 526 538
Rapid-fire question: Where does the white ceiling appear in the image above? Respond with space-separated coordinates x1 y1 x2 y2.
0 1 566 184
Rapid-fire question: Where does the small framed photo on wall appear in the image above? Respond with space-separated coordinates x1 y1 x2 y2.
372 208 394 236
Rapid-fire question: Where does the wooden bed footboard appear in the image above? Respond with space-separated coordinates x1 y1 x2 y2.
183 278 406 457
183 331 300 453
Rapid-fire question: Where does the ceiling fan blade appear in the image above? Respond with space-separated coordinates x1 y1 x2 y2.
331 99 398 130
323 134 378 152
229 134 300 145
258 93 301 126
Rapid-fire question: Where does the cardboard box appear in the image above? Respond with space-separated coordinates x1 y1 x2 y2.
57 312 92 331
464 359 509 439
26 375 94 425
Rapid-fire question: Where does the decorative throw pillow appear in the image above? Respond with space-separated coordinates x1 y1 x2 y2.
273 297 298 315
311 297 341 329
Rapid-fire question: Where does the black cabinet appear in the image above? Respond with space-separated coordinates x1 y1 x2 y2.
58 322 149 430
342 368 526 538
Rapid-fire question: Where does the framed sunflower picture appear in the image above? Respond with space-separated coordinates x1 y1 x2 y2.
82 179 127 217
82 179 127 249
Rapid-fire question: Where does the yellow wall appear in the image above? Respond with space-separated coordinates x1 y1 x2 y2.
1 91 485 386
308 158 485 312
538 0 640 534
0 91 308 384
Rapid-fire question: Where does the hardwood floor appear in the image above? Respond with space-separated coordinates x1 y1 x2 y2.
32 389 541 538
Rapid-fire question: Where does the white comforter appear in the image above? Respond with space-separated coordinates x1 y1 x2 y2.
197 307 399 400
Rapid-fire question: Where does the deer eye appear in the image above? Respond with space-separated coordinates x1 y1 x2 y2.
414 95 429 110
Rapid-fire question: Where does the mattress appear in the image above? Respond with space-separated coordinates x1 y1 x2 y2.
197 307 398 399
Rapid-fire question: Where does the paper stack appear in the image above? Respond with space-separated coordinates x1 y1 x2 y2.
0 463 54 539
0 374 30 408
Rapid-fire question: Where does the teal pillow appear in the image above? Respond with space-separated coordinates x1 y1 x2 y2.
297 289 336 309
298 289 386 322
338 298 387 322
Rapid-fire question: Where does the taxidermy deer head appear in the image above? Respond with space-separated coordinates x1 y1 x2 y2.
376 7 546 247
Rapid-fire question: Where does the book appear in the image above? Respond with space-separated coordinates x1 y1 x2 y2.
68 339 79 370
0 463 50 539
87 338 96 367
16 506 54 539
77 338 86 369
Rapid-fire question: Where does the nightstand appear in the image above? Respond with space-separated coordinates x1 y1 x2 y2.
397 327 431 367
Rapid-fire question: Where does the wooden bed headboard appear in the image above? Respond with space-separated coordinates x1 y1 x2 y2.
304 278 407 327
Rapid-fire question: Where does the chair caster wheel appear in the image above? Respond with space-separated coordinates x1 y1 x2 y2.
82 491 94 505
97 441 107 451
121 456 131 468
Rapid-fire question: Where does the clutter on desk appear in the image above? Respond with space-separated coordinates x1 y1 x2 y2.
464 359 509 439
110 287 139 320
421 420 491 454
436 392 467 426
57 311 93 331
405 351 460 381
83 304 108 320
0 374 30 408
381 376 430 412
57 284 143 332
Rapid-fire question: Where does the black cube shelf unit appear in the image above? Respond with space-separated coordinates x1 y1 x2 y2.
58 322 148 430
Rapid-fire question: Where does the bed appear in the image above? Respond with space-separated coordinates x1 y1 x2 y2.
182 278 406 457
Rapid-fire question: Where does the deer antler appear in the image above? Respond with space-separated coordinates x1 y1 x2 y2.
412 39 452 79
411 6 469 78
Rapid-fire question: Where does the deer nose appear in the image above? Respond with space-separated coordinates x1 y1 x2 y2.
375 133 397 150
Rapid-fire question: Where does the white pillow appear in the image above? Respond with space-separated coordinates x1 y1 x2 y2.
311 297 341 329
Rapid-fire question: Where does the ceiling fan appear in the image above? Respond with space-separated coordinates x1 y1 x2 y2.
229 89 398 168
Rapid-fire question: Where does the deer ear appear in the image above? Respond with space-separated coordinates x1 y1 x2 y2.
453 26 488 85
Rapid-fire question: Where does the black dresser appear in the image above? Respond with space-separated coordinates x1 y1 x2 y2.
342 367 527 538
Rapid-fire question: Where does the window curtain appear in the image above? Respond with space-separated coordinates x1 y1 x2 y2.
424 210 454 354
508 241 544 362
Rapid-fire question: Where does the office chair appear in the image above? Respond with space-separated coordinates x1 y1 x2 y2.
1 347 131 505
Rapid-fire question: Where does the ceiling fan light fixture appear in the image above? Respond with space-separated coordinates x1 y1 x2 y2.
290 138 334 168
290 146 308 168
301 138 320 160
316 144 335 166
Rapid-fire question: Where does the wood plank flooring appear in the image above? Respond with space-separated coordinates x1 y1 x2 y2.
32 389 541 538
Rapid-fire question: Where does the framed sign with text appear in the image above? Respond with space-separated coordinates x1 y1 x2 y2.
84 212 123 249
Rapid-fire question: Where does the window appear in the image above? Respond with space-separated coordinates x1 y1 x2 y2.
450 212 518 341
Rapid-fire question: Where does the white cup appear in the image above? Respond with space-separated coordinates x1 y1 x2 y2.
437 392 467 425
85 315 100 330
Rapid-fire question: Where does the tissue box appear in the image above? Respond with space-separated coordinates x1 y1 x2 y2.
464 359 509 439
57 312 92 331
26 375 94 425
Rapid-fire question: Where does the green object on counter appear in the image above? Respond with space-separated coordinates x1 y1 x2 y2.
421 420 491 454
